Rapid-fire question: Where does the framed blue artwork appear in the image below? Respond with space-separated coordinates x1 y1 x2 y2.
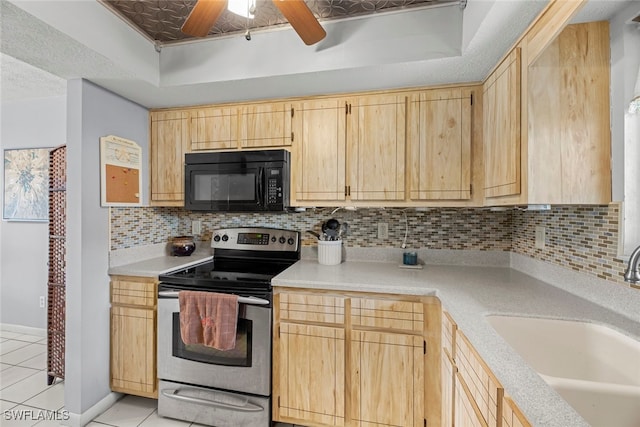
3 148 50 221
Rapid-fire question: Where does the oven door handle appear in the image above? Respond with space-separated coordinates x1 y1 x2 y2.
158 291 269 305
161 388 264 413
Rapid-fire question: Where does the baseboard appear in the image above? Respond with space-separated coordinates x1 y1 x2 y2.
0 323 47 337
62 392 123 427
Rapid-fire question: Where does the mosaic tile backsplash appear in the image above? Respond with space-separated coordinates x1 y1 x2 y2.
110 204 629 285
110 207 513 251
512 204 627 284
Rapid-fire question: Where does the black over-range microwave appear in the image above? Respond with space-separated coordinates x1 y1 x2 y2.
184 149 290 212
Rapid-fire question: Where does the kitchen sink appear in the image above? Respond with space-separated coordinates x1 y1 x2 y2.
486 315 640 427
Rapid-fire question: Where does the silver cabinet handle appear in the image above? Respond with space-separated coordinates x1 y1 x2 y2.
157 291 269 305
161 388 264 413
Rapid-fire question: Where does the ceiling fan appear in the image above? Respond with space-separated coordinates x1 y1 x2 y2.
182 0 327 45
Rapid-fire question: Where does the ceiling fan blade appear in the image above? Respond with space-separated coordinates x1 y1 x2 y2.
273 0 326 45
181 0 228 37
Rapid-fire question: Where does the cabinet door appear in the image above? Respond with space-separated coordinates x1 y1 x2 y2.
350 330 424 427
483 48 521 199
276 323 345 426
295 98 347 201
441 349 455 427
455 372 487 427
150 111 189 204
408 88 472 200
240 102 293 148
110 305 156 397
503 395 532 427
190 107 238 151
349 95 406 201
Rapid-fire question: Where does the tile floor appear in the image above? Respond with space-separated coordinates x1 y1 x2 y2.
1 328 298 427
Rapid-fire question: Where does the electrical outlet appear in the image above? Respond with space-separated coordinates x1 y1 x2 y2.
377 222 389 240
192 220 202 235
39 296 45 308
535 226 546 249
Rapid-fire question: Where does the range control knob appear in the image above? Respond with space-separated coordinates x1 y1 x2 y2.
271 236 277 243
213 235 221 242
279 236 286 244
222 235 229 242
287 238 295 245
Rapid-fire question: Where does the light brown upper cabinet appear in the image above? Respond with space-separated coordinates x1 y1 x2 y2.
150 110 189 206
525 21 611 204
190 106 238 151
348 94 406 201
483 48 522 200
293 97 348 202
293 94 406 203
408 88 472 201
239 102 294 149
483 19 611 206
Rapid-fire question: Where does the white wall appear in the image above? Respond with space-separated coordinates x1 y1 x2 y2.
64 79 148 418
610 3 640 255
0 95 66 329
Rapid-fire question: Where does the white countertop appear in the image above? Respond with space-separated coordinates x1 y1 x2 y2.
108 249 212 277
272 257 640 427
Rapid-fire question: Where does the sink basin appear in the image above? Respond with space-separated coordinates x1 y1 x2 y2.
486 315 640 427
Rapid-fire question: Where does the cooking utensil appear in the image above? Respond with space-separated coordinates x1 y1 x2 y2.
322 218 341 240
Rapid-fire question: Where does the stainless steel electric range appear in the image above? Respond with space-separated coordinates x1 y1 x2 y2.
157 227 300 427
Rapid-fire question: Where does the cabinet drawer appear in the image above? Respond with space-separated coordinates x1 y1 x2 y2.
456 331 503 427
279 293 345 324
351 298 423 332
111 278 156 308
442 310 457 357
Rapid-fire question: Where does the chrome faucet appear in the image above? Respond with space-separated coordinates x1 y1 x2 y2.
624 245 640 284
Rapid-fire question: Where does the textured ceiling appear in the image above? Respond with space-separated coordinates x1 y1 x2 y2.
101 0 457 44
1 0 637 107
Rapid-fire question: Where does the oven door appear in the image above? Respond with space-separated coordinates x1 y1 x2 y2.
157 293 272 397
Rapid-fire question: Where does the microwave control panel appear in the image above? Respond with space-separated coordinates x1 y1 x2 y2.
267 168 282 206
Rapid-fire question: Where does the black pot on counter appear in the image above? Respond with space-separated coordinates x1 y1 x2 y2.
171 236 196 256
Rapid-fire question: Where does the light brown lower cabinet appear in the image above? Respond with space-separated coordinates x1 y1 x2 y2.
273 289 436 427
109 275 158 398
441 310 531 427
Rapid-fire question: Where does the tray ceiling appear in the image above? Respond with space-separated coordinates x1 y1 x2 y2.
101 0 457 44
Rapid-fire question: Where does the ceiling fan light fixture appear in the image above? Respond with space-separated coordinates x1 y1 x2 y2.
228 0 254 19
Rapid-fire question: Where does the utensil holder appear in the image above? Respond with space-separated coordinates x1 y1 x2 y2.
318 240 342 265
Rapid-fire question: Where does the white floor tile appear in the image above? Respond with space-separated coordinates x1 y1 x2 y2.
86 422 118 426
2 344 46 365
139 410 192 427
18 353 47 371
0 404 46 426
0 340 31 355
93 395 156 427
0 331 23 340
1 363 13 371
1 338 7 343
0 371 50 404
1 399 18 411
15 334 45 344
22 383 64 412
0 366 41 389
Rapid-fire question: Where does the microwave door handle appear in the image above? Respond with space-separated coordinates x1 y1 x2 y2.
257 167 265 207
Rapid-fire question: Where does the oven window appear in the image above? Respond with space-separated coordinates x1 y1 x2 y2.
194 173 256 202
172 313 252 367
